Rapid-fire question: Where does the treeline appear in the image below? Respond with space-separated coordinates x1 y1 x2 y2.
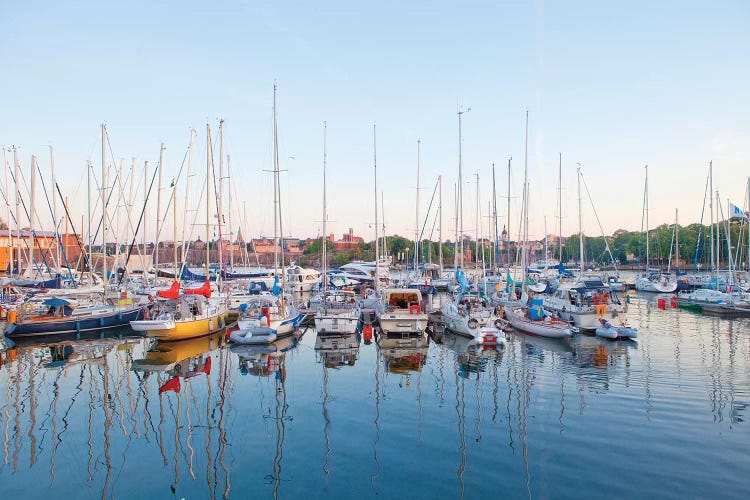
300 220 749 269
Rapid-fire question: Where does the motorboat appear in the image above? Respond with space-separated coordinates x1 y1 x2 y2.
635 272 678 293
503 304 574 338
376 288 428 337
594 318 637 339
542 278 626 331
285 265 321 293
314 289 360 335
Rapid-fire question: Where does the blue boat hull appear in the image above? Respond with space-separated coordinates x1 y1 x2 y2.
5 307 146 338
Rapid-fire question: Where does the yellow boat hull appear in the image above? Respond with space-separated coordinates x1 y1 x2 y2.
146 312 230 341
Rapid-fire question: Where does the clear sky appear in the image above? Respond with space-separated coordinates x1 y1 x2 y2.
1 0 749 245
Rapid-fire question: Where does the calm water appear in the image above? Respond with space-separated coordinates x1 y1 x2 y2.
1 293 749 499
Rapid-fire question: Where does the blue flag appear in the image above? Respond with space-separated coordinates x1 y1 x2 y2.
729 201 747 220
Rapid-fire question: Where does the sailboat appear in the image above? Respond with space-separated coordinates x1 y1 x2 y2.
6 125 147 338
314 122 359 336
130 124 229 340
635 165 678 293
230 84 303 345
541 164 628 331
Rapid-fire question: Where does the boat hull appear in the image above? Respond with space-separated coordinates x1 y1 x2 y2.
5 307 146 338
378 313 428 336
595 326 637 339
503 307 573 338
635 277 678 293
315 312 359 335
143 311 230 341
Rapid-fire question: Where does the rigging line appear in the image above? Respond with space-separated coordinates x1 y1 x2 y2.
118 161 160 285
148 142 191 259
694 173 710 270
36 163 76 281
579 171 617 268
5 169 50 276
55 182 91 274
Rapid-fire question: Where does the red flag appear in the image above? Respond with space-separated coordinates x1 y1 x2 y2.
202 356 212 376
159 377 181 394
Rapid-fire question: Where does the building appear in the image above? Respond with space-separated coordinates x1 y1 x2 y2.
0 230 83 273
333 228 364 250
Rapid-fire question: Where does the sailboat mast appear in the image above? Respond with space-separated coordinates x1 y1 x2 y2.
475 173 480 267
173 181 178 280
276 91 286 287
492 163 498 274
181 131 194 272
218 119 225 276
675 208 680 270
747 177 750 272
381 190 387 258
50 146 60 269
709 160 714 274
206 123 212 279
414 139 420 272
228 154 234 271
142 160 148 285
13 147 21 274
322 121 328 294
645 165 649 271
439 175 443 273
373 124 379 290
507 157 511 272
577 163 584 272
3 148 12 276
522 111 529 278
155 143 164 275
273 85 280 274
558 152 563 263
30 156 37 274
101 124 108 292
453 182 458 268
457 106 468 269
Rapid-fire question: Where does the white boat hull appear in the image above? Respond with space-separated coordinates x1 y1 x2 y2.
595 325 637 339
129 319 176 332
378 314 428 336
635 276 677 293
315 312 359 335
504 307 573 338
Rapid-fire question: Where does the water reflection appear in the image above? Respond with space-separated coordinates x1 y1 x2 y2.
315 333 360 480
132 332 231 499
0 298 749 499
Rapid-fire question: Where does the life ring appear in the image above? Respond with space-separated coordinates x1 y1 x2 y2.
409 304 421 314
595 304 607 315
468 318 479 329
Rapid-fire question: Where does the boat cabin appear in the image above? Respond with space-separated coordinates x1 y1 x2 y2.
384 289 423 313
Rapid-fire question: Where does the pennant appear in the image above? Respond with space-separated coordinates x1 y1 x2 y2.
729 201 747 220
159 376 181 394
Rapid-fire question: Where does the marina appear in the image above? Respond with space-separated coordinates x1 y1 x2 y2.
2 1 750 498
1 292 749 498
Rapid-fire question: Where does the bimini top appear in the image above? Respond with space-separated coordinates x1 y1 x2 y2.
244 295 281 306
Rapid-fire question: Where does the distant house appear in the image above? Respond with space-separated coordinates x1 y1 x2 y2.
333 228 364 250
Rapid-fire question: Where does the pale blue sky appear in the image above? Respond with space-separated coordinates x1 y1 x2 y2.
1 0 748 244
